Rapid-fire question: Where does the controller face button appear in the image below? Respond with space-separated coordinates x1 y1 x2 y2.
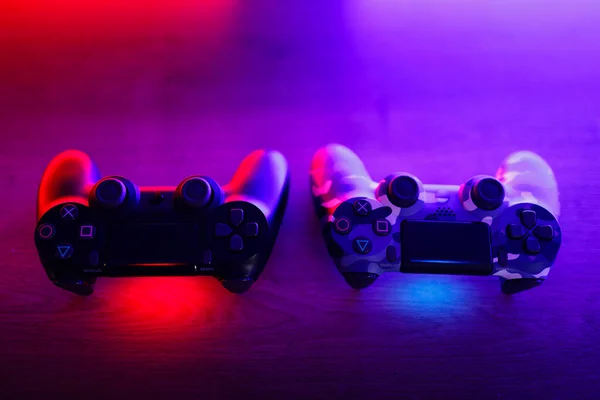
56 243 74 259
388 175 420 207
507 224 526 239
386 245 397 262
353 199 372 216
334 217 352 234
353 238 372 254
229 234 244 252
533 225 554 241
497 248 508 266
244 222 259 237
60 204 79 220
373 219 390 236
79 225 96 239
524 235 541 254
520 209 537 229
471 177 505 210
215 223 233 237
94 178 127 209
230 208 244 227
180 177 212 208
38 224 55 239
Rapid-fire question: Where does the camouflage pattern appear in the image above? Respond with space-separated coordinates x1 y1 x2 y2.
310 144 562 288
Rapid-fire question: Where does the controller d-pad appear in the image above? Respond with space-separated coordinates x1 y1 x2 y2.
524 236 541 254
507 224 526 239
520 210 537 229
215 223 233 237
534 225 553 240
230 209 244 227
245 222 259 237
334 217 352 234
214 206 263 252
230 234 244 252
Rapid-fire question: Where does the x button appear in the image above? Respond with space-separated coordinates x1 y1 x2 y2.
353 199 372 216
60 204 79 220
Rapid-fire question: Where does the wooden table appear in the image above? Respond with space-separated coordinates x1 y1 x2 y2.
1 2 599 398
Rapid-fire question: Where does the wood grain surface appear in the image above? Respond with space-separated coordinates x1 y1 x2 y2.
1 2 599 399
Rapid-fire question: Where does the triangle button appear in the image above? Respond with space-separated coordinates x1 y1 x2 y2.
353 238 372 254
56 244 74 259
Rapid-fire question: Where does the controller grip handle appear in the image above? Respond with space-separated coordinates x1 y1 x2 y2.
496 151 560 218
37 150 101 220
310 144 376 218
223 150 290 222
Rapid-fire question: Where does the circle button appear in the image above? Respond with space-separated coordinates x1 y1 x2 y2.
334 217 352 234
38 224 55 239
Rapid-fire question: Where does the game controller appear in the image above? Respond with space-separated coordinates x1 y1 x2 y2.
310 144 562 294
35 149 290 296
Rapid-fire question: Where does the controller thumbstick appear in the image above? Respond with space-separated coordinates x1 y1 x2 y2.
92 178 127 209
177 177 213 208
471 177 505 211
387 175 420 208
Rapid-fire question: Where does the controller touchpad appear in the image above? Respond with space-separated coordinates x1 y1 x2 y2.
107 223 200 265
400 220 493 276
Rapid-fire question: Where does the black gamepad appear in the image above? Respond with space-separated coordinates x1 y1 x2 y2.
34 149 290 295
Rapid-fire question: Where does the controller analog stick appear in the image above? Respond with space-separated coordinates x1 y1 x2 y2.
387 175 420 207
93 178 127 209
471 177 505 210
178 177 213 208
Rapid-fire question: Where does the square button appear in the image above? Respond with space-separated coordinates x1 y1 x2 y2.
80 225 96 239
373 219 390 235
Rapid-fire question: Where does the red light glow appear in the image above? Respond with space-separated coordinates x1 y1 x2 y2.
95 277 236 344
1 0 239 39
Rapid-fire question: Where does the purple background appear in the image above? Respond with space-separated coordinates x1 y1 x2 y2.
1 1 599 398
